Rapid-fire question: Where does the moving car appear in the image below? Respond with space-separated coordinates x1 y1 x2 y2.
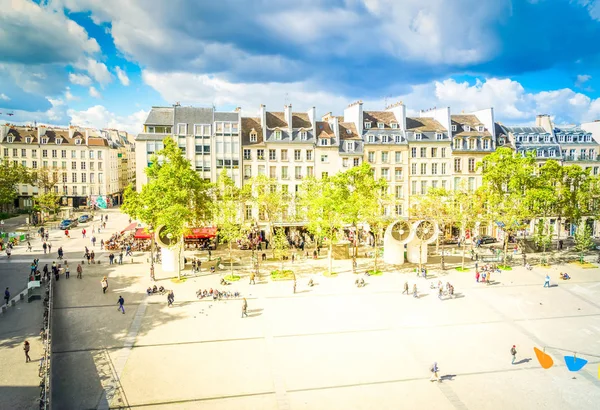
78 214 92 223
474 235 496 245
59 219 78 230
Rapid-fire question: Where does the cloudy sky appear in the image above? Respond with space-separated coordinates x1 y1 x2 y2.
2 0 600 133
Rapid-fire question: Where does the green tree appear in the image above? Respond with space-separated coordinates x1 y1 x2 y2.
272 227 290 272
479 148 536 266
30 167 61 222
211 170 247 278
297 175 345 274
573 223 594 263
0 159 31 211
453 188 484 270
122 138 210 280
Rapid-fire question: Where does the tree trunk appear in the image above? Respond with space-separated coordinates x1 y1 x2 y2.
328 240 333 274
503 232 509 266
229 241 233 277
352 223 358 274
176 239 183 281
373 232 379 274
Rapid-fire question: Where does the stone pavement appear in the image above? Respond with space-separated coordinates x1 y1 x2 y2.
43 210 600 409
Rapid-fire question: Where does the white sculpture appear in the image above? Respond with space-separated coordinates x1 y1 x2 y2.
383 220 414 265
406 220 439 264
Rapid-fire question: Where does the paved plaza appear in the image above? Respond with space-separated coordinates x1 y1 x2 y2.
2 209 600 409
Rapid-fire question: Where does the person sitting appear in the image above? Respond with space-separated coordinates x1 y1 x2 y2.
234 291 240 297
146 287 152 295
525 263 532 271
308 278 314 287
560 272 571 280
203 290 208 297
152 285 158 293
364 270 371 276
209 288 213 295
220 278 230 285
158 285 165 293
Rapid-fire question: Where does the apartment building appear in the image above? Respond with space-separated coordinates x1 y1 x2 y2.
0 124 135 209
135 104 241 190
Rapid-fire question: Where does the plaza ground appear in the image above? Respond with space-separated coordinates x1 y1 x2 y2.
2 209 600 409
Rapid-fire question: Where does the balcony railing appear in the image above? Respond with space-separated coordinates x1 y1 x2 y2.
563 155 600 162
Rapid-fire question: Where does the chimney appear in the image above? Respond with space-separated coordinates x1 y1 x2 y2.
37 125 47 141
387 102 407 130
284 104 293 132
344 100 363 135
259 104 267 140
235 107 241 112
307 106 316 132
536 114 553 133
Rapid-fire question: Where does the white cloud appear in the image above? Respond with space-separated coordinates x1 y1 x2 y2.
75 58 112 85
114 66 130 86
69 73 92 86
576 74 592 89
67 105 148 133
64 87 77 101
89 86 102 98
0 93 9 101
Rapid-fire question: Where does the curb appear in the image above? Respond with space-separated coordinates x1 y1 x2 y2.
0 288 33 316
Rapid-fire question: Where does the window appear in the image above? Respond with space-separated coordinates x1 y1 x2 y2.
420 147 426 158
382 168 389 180
258 165 265 175
281 150 288 161
441 148 447 158
415 133 422 140
62 173 67 183
468 158 476 172
20 149 26 157
382 135 390 143
281 184 288 193
454 158 462 172
381 152 389 163
60 149 66 158
478 126 484 132
274 130 282 140
430 148 437 157
432 163 438 175
70 151 76 159
411 148 417 158
56 139 62 145
468 177 475 191
81 173 86 183
436 133 443 140
177 123 187 135
257 149 265 160
269 166 276 178
441 180 447 189
320 155 328 163
294 150 301 161
269 149 276 161
395 168 402 181
81 162 86 170
558 135 564 142
97 151 102 159
451 125 457 132
307 166 314 177
464 125 470 132
391 123 398 129
395 151 402 163
72 173 77 183
88 150 93 159
368 152 375 163
71 161 77 170
364 122 371 129
367 135 375 143
411 163 417 175
321 172 329 179
41 138 48 144
544 135 550 143
567 135 573 142
411 181 417 195
281 166 288 179
378 122 384 129
306 150 313 161
453 138 461 150
483 139 490 150
346 142 354 152
395 135 402 143
432 181 437 189
320 138 329 146
12 148 17 157
243 149 251 160
343 157 349 168
295 166 302 179
250 132 257 142
98 162 103 171
2 148 7 156
468 139 475 150
90 173 95 183
420 163 426 175
354 158 360 166
300 131 307 140
90 162 95 171
421 181 427 195
51 149 57 158
42 161 48 168
32 149 37 157
32 161 37 169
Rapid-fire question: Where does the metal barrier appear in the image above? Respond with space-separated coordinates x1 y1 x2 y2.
39 279 53 409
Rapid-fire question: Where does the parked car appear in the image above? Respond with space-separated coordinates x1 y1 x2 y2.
78 214 92 223
474 235 497 245
59 219 78 230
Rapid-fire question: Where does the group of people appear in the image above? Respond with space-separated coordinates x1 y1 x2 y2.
475 263 500 285
196 288 240 300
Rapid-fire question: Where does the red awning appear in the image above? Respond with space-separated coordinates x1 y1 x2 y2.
184 227 217 239
122 222 138 233
134 228 152 240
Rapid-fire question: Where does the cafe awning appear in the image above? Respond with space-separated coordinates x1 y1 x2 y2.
134 228 152 240
122 222 138 233
185 227 217 239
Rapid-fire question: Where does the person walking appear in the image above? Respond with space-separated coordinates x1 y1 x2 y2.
76 263 83 279
511 345 517 365
242 298 248 318
42 242 47 254
150 265 155 281
101 277 108 294
43 264 49 281
544 274 550 288
293 280 297 294
47 242 52 253
249 272 255 285
100 239 104 250
429 362 441 382
4 287 10 305
167 290 174 307
412 284 418 298
27 241 32 252
64 265 70 279
58 247 64 260
118 251 123 265
402 281 409 295
117 296 125 314
90 250 95 264
109 253 114 265
438 287 443 300
23 341 31 363
82 228 86 239
91 236 96 247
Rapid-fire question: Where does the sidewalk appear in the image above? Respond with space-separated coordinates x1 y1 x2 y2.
0 298 44 410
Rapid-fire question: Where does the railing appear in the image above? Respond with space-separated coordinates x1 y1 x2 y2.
40 278 53 409
563 155 600 162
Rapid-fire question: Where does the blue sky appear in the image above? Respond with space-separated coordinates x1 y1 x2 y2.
2 0 600 132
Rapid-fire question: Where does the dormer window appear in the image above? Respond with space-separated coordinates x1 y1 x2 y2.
346 129 352 134
55 139 62 145
250 131 257 142
415 133 422 140
464 125 470 132
382 135 389 143
7 136 14 143
451 125 457 132
377 122 384 129
346 141 354 152
453 138 461 149
320 138 328 146
391 123 398 129
544 135 550 143
364 122 371 129
41 138 48 144
558 135 564 142
567 136 573 142
477 126 484 132
499 138 505 145
25 137 31 143
395 135 402 143
300 131 307 140
274 130 282 140
435 133 443 140
368 135 375 143
75 139 82 145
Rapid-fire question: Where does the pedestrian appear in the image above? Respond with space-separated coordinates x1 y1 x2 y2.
91 236 96 247
429 362 441 382
438 287 443 300
167 290 174 307
47 242 52 253
4 287 10 305
65 229 70 239
100 239 104 250
402 281 409 295
43 264 49 281
24 341 31 363
118 251 123 265
6 247 11 259
58 247 63 260
487 271 492 285
242 298 248 318
65 265 70 279
101 277 108 294
90 250 95 264
412 284 418 298
82 228 86 238
43 242 47 254
559 239 563 250
27 241 32 252
250 272 255 285
150 265 155 281
117 296 125 314
544 274 550 288
109 253 114 265
511 345 517 365
293 280 297 294
76 263 82 279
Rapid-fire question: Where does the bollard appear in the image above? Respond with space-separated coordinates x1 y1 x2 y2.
11 300 16 306
1 305 6 313
20 293 24 301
